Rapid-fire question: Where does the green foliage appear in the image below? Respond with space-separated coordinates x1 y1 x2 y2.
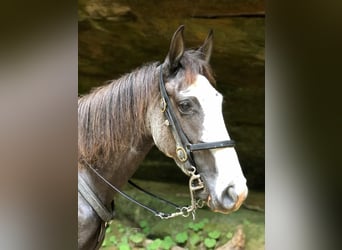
187 221 205 232
147 238 162 250
117 223 126 233
105 227 111 234
121 235 128 244
129 233 144 244
175 231 188 244
226 231 233 239
139 219 151 234
204 237 216 248
139 220 148 228
109 235 117 244
187 218 209 232
208 230 221 239
100 217 236 250
160 236 175 250
118 242 130 250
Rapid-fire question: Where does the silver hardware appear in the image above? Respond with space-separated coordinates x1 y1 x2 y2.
176 147 188 162
160 98 167 112
155 167 205 220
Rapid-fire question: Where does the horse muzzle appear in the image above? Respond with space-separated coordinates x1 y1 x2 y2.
206 184 248 214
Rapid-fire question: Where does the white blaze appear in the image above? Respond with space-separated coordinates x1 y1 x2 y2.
180 74 247 200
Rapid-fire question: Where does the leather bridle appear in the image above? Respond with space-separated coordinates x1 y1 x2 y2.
79 65 237 221
159 66 235 175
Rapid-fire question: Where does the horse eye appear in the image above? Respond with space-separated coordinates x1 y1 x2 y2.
178 100 192 114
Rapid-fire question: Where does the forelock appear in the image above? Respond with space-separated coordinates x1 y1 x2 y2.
180 50 216 87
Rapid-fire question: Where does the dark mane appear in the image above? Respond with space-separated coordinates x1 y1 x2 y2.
78 50 214 164
78 62 160 163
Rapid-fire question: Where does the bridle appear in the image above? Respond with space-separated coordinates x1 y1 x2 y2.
79 65 236 221
159 66 236 173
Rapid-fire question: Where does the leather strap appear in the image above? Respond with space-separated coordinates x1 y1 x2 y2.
78 175 114 222
188 140 235 151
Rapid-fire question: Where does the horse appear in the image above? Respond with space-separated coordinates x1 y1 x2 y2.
78 25 248 250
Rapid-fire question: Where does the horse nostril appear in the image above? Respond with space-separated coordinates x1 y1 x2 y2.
220 185 238 210
226 185 238 203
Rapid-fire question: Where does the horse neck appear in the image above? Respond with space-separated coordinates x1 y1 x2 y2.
78 64 160 204
79 138 154 208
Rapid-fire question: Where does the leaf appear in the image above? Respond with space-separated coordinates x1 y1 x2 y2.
147 238 162 250
118 242 131 250
187 222 195 230
161 236 175 249
139 220 148 228
208 230 221 239
139 220 150 234
197 221 205 230
143 227 150 234
188 221 205 232
129 233 144 244
175 231 188 244
109 235 117 244
204 238 216 248
105 226 112 234
121 236 128 244
226 231 233 239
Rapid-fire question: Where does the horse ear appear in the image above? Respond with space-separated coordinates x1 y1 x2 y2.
198 29 213 62
165 25 185 73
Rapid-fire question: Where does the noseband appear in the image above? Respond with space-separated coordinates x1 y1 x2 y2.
159 66 235 173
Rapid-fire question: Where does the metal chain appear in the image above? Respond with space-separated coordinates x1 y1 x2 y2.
155 167 205 220
81 159 205 220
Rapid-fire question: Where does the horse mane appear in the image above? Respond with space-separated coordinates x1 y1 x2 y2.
78 49 215 165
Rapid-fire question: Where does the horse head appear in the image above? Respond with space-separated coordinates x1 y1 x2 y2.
148 26 248 214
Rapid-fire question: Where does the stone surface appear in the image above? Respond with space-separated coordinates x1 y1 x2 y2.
217 226 245 250
79 0 136 21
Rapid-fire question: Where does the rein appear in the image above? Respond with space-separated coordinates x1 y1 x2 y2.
82 159 204 219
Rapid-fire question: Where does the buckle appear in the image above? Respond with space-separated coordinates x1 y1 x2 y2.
176 147 188 162
160 98 167 112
